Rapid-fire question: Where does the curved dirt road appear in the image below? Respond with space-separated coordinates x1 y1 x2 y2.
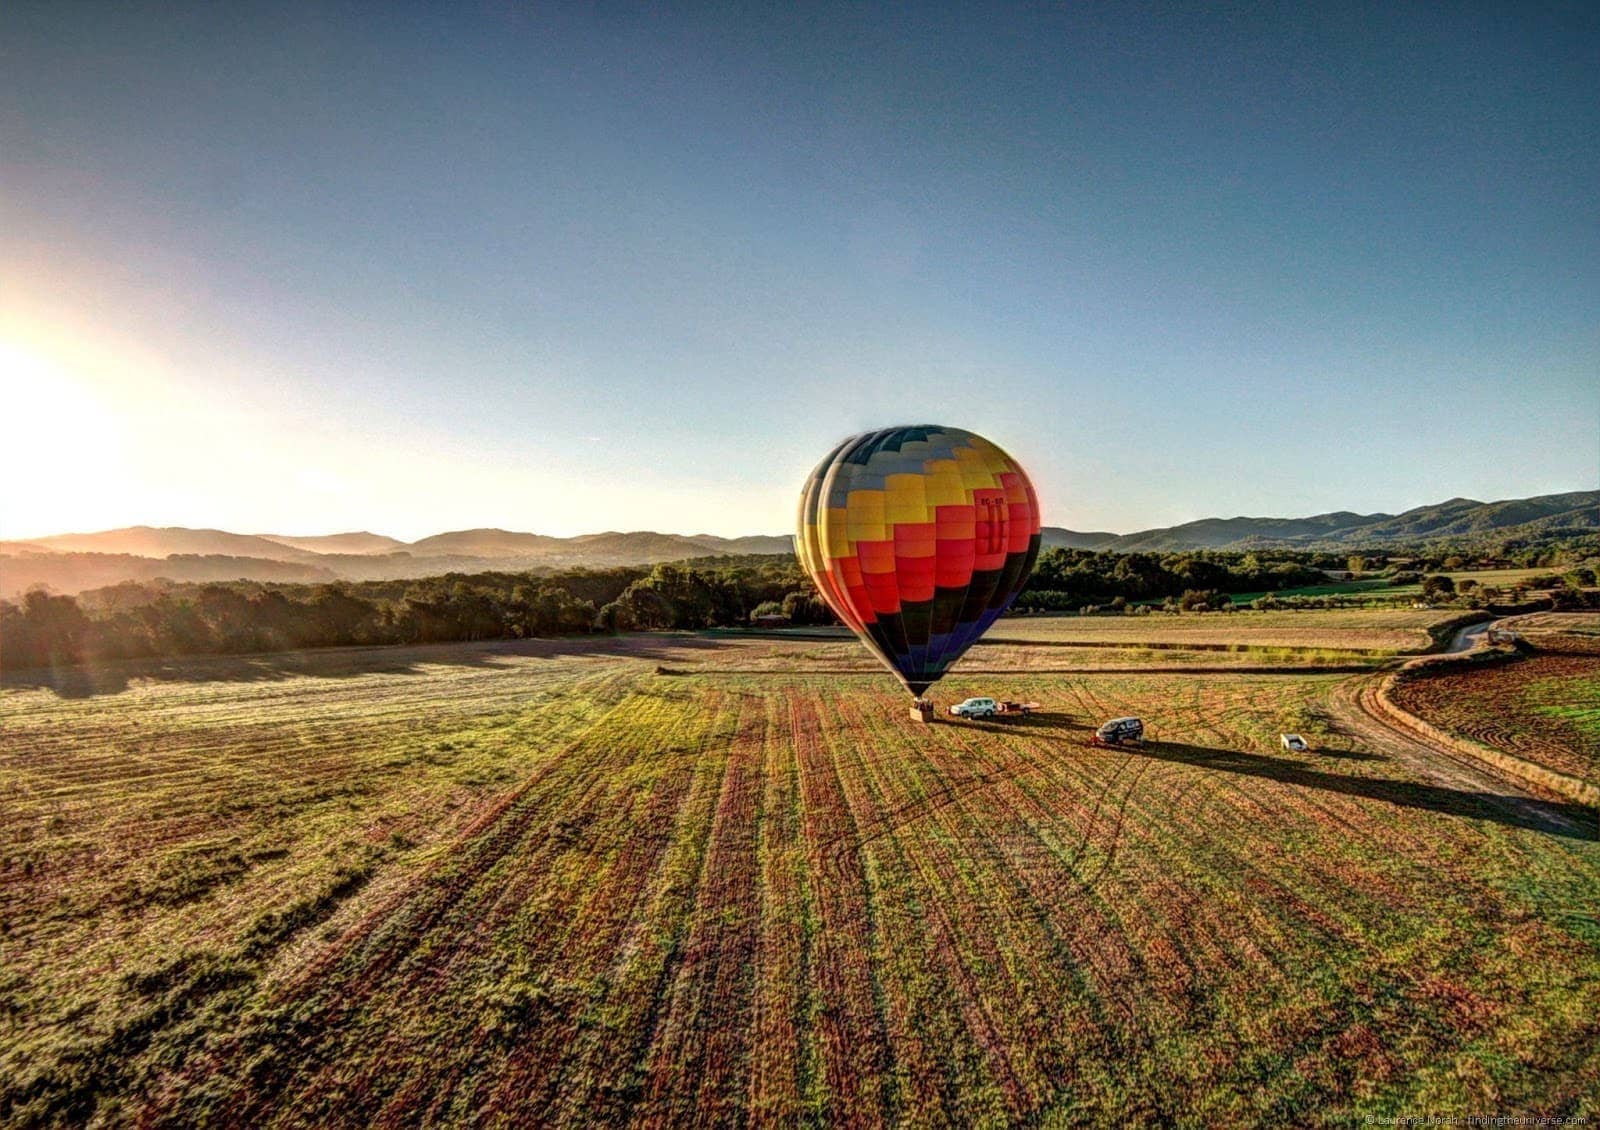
1326 652 1594 841
1446 617 1496 653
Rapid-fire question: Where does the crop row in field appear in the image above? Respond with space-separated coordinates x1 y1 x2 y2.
0 643 659 1125
6 625 1599 1125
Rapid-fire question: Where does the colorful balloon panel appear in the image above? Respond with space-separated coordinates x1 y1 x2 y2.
795 426 1042 697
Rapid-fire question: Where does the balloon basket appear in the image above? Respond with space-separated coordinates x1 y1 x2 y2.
908 699 935 724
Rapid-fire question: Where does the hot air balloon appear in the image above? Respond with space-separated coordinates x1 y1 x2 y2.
795 426 1042 700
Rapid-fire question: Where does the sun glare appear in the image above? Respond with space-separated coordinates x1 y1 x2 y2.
0 337 133 537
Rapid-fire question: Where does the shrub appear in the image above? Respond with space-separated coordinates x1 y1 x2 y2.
1421 575 1456 599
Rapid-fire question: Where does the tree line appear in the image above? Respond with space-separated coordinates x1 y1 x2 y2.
1018 549 1329 612
4 541 1596 671
0 560 840 672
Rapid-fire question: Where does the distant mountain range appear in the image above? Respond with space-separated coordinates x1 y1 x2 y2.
1043 489 1598 553
2 491 1594 597
0 526 798 596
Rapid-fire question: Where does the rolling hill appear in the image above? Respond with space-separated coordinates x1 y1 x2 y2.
3 490 1593 597
1097 491 1598 552
1040 527 1119 550
1098 511 1382 552
0 552 336 595
16 526 326 561
1342 494 1600 543
687 534 796 555
405 529 568 558
257 532 408 555
0 528 797 597
564 531 720 563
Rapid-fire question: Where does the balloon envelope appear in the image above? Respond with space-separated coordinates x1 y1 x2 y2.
795 425 1042 697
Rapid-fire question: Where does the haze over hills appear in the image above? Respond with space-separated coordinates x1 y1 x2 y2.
0 526 812 596
401 529 796 560
2 491 1594 597
1039 529 1120 551
405 529 568 558
1081 490 1598 553
16 527 328 561
257 532 408 555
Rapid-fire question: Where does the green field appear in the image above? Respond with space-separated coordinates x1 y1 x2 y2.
1536 676 1600 744
3 612 1598 1125
1224 578 1397 603
1229 567 1568 606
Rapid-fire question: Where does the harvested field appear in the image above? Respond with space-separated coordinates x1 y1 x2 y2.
1436 567 1575 591
1510 611 1600 637
1511 612 1600 645
3 621 1598 1125
980 607 1471 654
681 638 1388 676
693 607 1473 677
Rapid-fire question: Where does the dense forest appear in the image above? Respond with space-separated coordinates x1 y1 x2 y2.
3 537 1597 672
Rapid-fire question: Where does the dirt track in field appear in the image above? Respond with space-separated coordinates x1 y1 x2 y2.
1327 677 1596 841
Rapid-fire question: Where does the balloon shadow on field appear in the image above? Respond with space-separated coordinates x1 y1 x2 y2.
941 712 1092 738
1139 741 1598 842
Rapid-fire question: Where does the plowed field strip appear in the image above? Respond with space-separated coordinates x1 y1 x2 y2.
146 687 718 1125
747 694 808 1125
826 695 1018 1125
790 693 895 1126
633 698 765 1127
7 624 1600 1125
1391 656 1599 784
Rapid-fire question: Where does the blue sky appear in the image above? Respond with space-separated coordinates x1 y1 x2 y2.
3 2 1596 540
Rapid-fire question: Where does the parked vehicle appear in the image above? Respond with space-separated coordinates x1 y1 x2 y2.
1090 717 1144 746
1280 733 1309 752
949 697 1040 719
950 697 997 718
949 697 997 718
